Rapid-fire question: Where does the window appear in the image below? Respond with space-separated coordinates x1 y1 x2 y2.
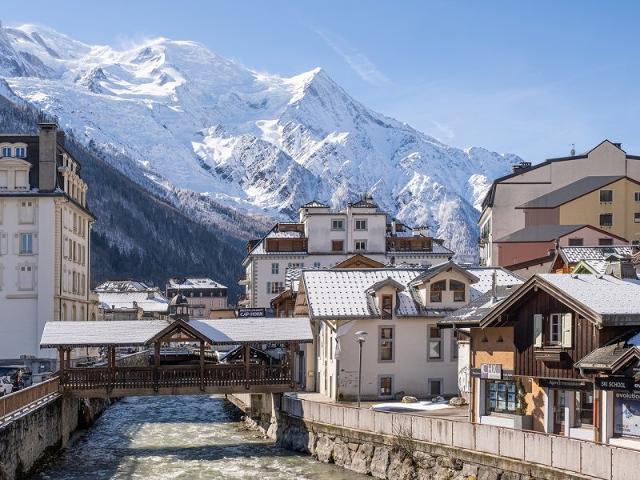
287 262 304 268
379 376 393 397
19 233 33 255
635 192 640 203
486 381 517 414
18 201 34 224
381 295 393 319
635 213 640 224
427 326 442 360
271 263 279 275
599 238 614 246
379 327 394 362
331 219 344 231
331 240 344 252
266 281 284 294
600 190 613 202
355 240 367 252
0 170 7 189
549 314 562 346
428 379 442 396
354 219 368 231
450 280 465 302
451 329 459 360
568 238 584 246
313 262 321 268
599 213 613 227
18 265 34 290
1 147 11 157
575 390 594 427
430 280 446 302
15 147 26 158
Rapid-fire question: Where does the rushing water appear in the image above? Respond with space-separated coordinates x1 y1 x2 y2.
35 395 366 480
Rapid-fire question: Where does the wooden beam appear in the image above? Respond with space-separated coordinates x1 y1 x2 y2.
199 340 205 392
244 344 250 389
58 348 65 374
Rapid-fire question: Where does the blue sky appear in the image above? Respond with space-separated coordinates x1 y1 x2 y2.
3 0 640 162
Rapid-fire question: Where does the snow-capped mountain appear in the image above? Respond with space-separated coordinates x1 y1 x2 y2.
0 23 522 260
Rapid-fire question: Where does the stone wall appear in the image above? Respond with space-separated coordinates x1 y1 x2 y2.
274 411 596 480
0 394 108 480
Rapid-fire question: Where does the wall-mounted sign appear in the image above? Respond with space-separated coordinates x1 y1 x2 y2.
471 368 513 380
596 377 640 393
538 378 591 391
237 308 275 318
480 363 502 380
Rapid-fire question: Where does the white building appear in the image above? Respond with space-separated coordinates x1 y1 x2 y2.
166 277 228 315
240 198 454 308
95 280 169 320
0 123 97 378
295 261 505 401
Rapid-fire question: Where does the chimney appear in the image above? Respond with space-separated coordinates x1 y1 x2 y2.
391 219 397 236
38 123 58 192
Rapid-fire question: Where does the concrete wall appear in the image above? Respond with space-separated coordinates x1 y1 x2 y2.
0 394 108 480
280 395 640 480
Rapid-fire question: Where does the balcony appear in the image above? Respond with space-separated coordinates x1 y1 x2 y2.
385 237 433 253
264 237 308 253
238 274 250 286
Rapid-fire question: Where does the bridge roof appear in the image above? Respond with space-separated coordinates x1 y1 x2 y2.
40 317 313 348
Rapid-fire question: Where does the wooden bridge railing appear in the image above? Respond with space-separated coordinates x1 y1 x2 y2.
59 364 293 392
0 376 60 420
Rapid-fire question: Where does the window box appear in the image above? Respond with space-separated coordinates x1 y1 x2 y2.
534 348 566 362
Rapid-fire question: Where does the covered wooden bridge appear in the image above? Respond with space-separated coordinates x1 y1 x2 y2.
40 317 312 398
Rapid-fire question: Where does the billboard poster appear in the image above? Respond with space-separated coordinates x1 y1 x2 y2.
614 392 640 437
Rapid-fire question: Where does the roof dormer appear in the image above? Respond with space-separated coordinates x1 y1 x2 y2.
366 277 405 319
0 156 32 192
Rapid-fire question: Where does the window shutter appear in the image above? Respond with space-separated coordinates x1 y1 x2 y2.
32 233 38 254
0 232 7 255
533 314 543 348
561 313 573 348
266 281 271 294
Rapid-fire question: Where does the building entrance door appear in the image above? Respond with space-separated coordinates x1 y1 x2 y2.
553 390 567 434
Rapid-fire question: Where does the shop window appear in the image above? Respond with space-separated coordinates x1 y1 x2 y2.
486 381 517 414
450 280 465 302
427 326 442 360
430 280 446 302
379 376 393 397
614 392 640 438
575 390 594 428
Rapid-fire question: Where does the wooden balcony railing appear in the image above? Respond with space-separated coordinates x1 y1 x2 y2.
59 364 292 392
0 376 60 420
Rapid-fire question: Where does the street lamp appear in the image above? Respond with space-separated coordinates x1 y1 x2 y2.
355 330 368 408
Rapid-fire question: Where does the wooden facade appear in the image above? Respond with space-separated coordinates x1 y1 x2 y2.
265 237 308 252
386 236 433 252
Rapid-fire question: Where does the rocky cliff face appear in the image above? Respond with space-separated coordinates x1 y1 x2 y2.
0 24 522 262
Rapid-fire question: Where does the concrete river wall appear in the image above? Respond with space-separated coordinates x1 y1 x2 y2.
234 394 640 480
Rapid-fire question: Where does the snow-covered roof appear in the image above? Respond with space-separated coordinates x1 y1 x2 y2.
465 267 524 300
572 260 610 275
560 246 634 264
95 280 152 292
167 277 227 289
41 317 313 348
97 291 169 313
441 285 521 327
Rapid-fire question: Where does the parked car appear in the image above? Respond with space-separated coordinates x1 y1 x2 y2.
0 376 12 396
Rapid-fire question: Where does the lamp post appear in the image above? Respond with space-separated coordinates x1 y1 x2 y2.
355 330 368 408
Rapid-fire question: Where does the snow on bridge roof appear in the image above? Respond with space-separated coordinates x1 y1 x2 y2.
40 317 313 348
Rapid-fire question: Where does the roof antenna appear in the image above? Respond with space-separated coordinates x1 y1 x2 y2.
570 143 576 156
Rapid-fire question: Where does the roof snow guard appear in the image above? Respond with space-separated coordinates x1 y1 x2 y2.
40 317 313 348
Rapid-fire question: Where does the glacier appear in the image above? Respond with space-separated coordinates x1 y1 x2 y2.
0 23 522 261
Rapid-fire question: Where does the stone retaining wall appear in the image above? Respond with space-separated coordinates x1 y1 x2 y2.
0 394 108 480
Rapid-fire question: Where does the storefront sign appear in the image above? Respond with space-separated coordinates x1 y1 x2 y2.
596 377 640 393
480 364 502 380
237 308 274 318
471 368 513 380
538 378 591 391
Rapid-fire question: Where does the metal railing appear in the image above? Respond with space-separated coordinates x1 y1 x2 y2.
0 376 60 420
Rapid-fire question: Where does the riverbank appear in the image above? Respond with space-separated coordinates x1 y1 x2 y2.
0 393 109 480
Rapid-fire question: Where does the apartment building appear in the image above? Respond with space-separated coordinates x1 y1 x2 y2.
240 197 453 308
0 123 97 378
166 277 228 316
480 141 640 267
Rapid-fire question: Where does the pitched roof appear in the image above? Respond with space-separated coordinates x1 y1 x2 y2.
481 274 640 328
365 277 406 294
495 224 600 243
575 330 640 371
559 245 635 264
464 267 524 300
301 200 329 208
440 285 521 327
166 278 227 289
97 291 169 312
516 176 626 209
334 254 385 269
40 317 313 348
95 280 152 292
408 261 480 287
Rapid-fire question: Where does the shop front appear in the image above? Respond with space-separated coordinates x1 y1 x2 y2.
538 378 594 440
596 377 640 449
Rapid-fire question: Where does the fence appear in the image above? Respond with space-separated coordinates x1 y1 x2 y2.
0 376 60 421
281 396 638 480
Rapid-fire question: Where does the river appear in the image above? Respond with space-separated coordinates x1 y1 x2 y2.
35 395 366 480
